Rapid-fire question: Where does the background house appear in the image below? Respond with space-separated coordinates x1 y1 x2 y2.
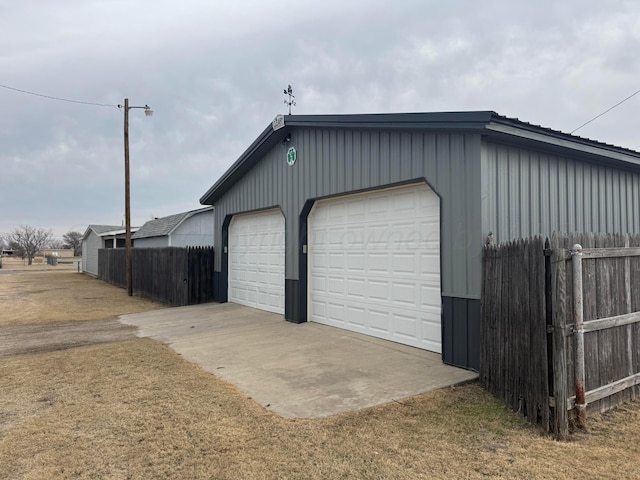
81 225 139 276
132 207 214 248
200 111 640 372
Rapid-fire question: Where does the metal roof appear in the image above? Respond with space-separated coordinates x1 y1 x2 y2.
82 225 140 241
199 111 640 205
132 207 213 239
89 225 123 235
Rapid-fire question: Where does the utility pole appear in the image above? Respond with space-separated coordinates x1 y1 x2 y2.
118 99 153 296
123 98 132 296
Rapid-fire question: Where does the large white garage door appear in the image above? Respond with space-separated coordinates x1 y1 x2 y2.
228 209 285 314
308 184 441 352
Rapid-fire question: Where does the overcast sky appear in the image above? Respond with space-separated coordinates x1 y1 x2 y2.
2 0 639 240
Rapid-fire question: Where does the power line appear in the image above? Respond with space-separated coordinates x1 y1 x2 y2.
571 88 640 134
0 83 118 108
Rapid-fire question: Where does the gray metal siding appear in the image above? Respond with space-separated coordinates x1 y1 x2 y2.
82 231 102 276
481 141 640 243
213 128 483 298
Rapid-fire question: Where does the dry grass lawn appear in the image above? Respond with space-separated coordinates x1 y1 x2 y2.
0 257 162 326
1 264 639 479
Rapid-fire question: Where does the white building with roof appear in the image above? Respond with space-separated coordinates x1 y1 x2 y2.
81 225 139 276
132 207 214 248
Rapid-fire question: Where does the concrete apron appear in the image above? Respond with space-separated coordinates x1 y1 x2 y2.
119 302 478 419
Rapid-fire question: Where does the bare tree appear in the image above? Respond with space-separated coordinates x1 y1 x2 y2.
63 231 83 256
5 225 53 265
49 239 65 249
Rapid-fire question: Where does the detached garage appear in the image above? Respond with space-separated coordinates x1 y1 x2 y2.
200 111 640 371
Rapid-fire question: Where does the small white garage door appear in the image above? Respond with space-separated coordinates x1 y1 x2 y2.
308 184 441 353
228 209 285 314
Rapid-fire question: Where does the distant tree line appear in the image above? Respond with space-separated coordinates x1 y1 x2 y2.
1 225 83 264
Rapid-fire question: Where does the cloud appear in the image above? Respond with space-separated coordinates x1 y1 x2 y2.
1 0 640 238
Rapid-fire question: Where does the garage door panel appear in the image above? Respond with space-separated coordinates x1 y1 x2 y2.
347 305 366 327
229 209 285 315
368 311 389 333
309 184 441 353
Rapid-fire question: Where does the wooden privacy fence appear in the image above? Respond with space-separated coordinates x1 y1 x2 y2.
481 233 640 438
99 246 214 306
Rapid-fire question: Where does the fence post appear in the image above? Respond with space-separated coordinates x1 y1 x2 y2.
551 244 569 439
572 244 587 430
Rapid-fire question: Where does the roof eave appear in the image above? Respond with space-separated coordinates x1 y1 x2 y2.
485 119 640 167
199 112 496 205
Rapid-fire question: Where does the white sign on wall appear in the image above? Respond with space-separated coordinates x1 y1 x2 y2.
272 114 285 131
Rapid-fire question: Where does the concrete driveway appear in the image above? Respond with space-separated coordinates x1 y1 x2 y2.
119 302 477 419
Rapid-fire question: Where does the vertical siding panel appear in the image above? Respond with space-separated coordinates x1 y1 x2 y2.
335 130 345 193
400 132 412 181
425 133 438 186
325 130 335 195
388 131 400 184
317 129 325 196
625 172 637 232
614 169 622 232
538 154 549 234
549 156 559 234
480 142 496 240
410 132 421 179
564 158 574 232
302 128 311 200
344 130 353 190
631 175 640 233
519 150 529 237
592 167 600 230
508 147 519 238
597 169 606 231
369 130 379 186
529 151 540 235
380 131 390 185
496 145 509 241
362 131 371 189
607 169 615 231
575 162 584 232
466 135 482 296
352 130 362 191
450 134 467 294
582 164 591 231
438 133 453 294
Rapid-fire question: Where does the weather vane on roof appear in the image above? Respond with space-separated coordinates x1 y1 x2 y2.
284 85 296 115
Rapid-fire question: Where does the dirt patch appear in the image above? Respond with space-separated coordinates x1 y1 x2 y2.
0 319 138 358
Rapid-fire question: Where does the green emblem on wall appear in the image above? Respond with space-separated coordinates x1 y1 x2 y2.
286 146 297 166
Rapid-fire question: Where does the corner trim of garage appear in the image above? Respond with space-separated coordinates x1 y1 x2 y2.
293 199 316 323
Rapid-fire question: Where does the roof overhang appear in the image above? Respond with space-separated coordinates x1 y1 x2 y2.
200 111 640 205
98 227 139 237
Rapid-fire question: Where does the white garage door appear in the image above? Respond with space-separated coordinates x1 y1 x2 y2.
228 209 285 314
308 184 441 353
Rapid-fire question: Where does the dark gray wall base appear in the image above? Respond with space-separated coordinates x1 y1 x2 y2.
442 296 480 371
285 279 305 323
213 272 227 303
